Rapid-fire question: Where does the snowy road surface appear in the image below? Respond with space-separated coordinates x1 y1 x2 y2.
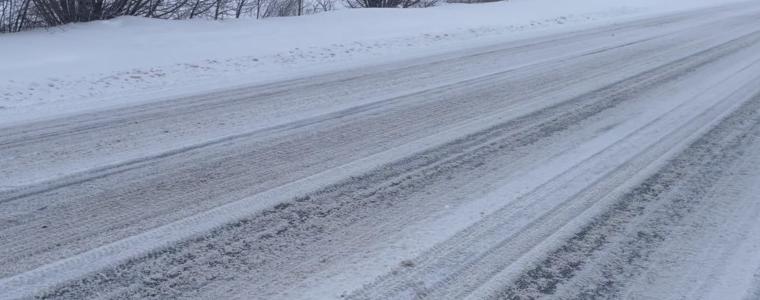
3 2 760 299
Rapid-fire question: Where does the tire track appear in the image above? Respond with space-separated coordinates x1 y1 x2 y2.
33 23 760 300
1 3 754 194
0 1 746 145
0 13 730 281
493 86 760 300
348 29 760 300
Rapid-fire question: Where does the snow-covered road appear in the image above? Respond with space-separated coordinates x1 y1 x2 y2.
3 2 760 299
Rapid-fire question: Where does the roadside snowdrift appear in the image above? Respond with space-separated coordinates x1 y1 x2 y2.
0 0 747 125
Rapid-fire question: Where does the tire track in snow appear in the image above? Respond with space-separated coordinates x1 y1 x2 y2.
347 28 760 300
0 26 677 278
3 6 760 300
31 22 760 300
493 88 760 300
1 11 733 284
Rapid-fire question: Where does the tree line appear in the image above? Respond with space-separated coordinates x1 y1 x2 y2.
0 0 448 33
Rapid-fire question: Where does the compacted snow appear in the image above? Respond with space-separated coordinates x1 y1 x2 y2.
0 0 749 126
2 1 760 300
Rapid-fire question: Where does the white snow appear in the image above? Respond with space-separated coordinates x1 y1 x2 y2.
0 0 748 126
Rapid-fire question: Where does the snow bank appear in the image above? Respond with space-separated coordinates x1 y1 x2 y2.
0 0 746 125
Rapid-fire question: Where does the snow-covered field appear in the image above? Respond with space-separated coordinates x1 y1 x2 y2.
0 0 749 126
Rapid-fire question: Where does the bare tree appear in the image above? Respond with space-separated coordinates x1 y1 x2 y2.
3 0 35 32
308 0 332 14
1 0 437 33
261 0 296 17
213 0 226 19
344 0 436 8
232 0 244 17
